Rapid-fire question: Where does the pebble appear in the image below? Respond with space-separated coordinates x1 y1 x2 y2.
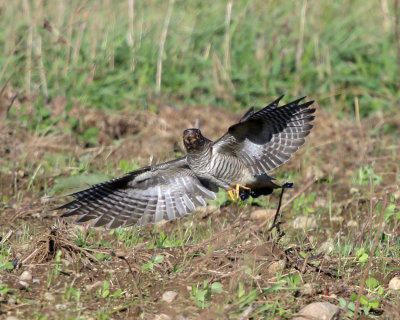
250 209 275 221
350 187 359 194
330 216 344 223
294 302 339 320
19 271 32 282
267 260 285 275
389 277 400 290
302 283 314 295
292 216 317 229
155 220 168 227
251 209 266 220
6 316 19 320
56 304 66 310
162 291 178 303
85 281 103 292
346 220 358 228
44 292 55 301
318 239 334 254
18 281 29 289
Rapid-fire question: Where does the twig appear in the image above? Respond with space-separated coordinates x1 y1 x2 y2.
22 0 32 94
352 195 387 319
72 22 87 66
295 0 307 95
116 254 143 300
127 0 135 48
224 0 233 73
36 36 49 100
394 0 400 86
280 177 317 212
1 230 13 244
156 0 175 94
257 177 317 230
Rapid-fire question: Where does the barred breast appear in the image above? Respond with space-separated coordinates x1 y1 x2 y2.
187 144 250 190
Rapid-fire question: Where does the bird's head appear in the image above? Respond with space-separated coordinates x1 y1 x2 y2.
183 128 206 152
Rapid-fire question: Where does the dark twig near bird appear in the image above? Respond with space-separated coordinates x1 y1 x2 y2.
59 96 315 229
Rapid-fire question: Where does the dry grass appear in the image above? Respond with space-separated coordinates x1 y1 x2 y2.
0 94 399 319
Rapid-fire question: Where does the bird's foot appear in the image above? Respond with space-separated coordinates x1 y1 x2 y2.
227 189 236 201
227 184 252 201
236 184 250 198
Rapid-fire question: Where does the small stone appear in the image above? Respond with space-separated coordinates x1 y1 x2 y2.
347 220 358 228
56 304 66 310
389 277 400 290
6 316 19 320
251 209 266 220
267 260 285 275
85 281 103 292
330 216 344 223
302 283 313 295
7 297 16 305
154 314 171 320
350 187 359 194
292 216 317 229
318 239 334 254
306 166 324 180
251 209 275 221
20 271 32 281
196 205 217 214
294 302 339 320
44 292 55 301
162 291 178 303
155 220 168 227
33 279 40 284
18 281 29 289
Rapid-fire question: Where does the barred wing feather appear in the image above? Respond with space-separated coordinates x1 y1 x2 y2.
60 157 217 229
213 96 315 175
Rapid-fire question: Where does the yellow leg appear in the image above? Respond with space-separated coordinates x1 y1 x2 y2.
235 184 251 199
227 189 236 201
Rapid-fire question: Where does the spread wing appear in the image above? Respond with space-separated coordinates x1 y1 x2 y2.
212 96 315 175
59 157 217 229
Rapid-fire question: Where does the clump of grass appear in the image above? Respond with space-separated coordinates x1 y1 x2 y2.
1 0 399 117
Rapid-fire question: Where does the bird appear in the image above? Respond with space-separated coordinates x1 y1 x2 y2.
59 96 315 229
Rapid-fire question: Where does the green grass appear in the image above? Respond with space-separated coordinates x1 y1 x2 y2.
1 0 399 117
1 0 400 319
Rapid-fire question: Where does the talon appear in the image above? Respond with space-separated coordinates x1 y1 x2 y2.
235 184 251 199
227 185 251 201
227 189 235 201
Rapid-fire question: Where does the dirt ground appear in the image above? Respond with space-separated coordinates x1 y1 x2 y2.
0 94 399 319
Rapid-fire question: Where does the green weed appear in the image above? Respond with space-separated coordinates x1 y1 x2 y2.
191 279 223 309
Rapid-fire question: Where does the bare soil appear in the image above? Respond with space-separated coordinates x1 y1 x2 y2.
0 95 399 319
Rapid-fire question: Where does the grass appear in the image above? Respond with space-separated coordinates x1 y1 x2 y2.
1 0 400 116
0 0 400 319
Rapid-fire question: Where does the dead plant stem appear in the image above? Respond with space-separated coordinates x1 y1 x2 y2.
352 195 387 319
156 0 175 94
